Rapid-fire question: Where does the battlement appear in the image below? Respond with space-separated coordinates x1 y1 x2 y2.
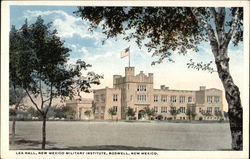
113 67 153 85
125 67 135 76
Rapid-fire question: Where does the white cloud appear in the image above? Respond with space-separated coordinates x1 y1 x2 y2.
71 44 77 49
79 46 89 56
24 10 103 40
87 51 117 61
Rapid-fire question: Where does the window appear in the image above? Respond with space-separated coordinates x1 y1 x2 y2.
207 96 213 104
171 107 176 111
113 94 118 102
137 95 146 101
161 95 167 103
154 95 158 102
179 96 185 103
154 107 158 113
179 107 186 113
137 85 146 91
96 107 99 113
214 107 220 113
161 107 167 113
101 106 105 113
113 106 118 113
188 97 192 103
214 96 220 103
95 95 99 102
199 108 202 113
101 94 105 103
170 96 177 103
207 107 213 114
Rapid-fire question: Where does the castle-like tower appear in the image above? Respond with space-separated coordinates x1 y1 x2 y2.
113 67 153 119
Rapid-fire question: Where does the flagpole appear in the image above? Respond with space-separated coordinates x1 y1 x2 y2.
129 51 130 67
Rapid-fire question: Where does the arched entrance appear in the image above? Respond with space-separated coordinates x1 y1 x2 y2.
138 110 146 120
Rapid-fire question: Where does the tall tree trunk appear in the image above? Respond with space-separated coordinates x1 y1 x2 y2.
11 114 17 145
215 54 243 150
11 104 19 145
42 115 46 149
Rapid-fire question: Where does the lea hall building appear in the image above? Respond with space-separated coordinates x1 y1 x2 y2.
66 67 223 121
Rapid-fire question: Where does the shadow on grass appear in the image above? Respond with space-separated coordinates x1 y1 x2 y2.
10 138 232 151
12 139 56 147
50 145 166 150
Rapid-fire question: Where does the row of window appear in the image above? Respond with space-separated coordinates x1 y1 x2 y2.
95 94 193 103
153 106 186 113
137 95 147 101
95 94 119 102
94 95 106 103
137 85 147 91
95 106 118 113
95 94 220 104
207 96 220 103
153 95 192 103
96 106 221 115
199 107 221 114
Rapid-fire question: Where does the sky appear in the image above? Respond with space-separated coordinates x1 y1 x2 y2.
9 6 245 111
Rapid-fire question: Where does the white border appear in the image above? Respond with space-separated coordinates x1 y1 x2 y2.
1 1 249 159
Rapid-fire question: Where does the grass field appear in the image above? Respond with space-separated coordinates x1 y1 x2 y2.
9 121 232 150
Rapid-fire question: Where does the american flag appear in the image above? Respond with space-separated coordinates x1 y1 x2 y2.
120 46 130 58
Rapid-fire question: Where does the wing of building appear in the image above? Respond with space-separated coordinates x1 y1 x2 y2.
67 67 224 121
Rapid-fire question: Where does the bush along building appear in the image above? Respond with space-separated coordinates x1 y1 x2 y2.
67 67 224 121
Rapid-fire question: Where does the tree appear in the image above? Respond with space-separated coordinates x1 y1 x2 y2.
169 107 180 120
215 110 223 120
144 107 155 120
126 107 136 120
9 16 103 149
202 111 213 120
108 107 117 121
9 26 28 145
61 106 76 120
26 106 40 118
224 111 229 120
156 114 163 120
74 7 243 150
84 110 91 119
186 109 197 121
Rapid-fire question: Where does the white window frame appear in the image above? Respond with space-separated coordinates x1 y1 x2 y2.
137 95 146 102
161 95 167 103
137 85 147 91
214 96 220 103
161 107 167 113
179 107 186 113
113 94 118 102
113 106 118 113
179 96 185 103
207 107 213 114
154 106 158 113
188 96 192 103
170 96 177 103
207 96 213 104
154 95 158 102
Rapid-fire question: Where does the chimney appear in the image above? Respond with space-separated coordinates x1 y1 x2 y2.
161 85 165 89
200 86 206 91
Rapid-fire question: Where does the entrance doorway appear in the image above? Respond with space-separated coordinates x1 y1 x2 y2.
138 110 146 120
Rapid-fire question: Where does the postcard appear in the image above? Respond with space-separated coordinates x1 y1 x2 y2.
1 1 249 159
